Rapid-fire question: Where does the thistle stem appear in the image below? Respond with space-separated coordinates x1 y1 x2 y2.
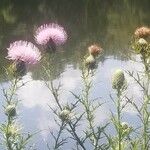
117 90 122 150
50 81 86 150
142 56 150 150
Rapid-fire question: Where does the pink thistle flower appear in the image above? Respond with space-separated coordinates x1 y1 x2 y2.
134 26 150 38
88 44 103 57
6 41 41 64
34 23 67 47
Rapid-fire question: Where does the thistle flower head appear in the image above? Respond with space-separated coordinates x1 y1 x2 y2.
6 41 41 64
134 26 150 38
59 108 71 122
112 69 125 90
88 44 102 57
5 104 16 117
35 23 67 46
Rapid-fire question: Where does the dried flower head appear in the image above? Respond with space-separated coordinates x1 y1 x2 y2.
112 69 125 90
5 104 16 117
134 26 150 38
88 44 102 56
6 41 41 64
35 23 67 46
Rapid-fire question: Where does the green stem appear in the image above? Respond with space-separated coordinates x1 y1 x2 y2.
50 81 86 150
68 122 86 150
6 116 12 150
117 90 122 150
142 58 150 150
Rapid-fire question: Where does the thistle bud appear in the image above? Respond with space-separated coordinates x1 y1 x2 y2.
133 38 148 54
6 124 20 137
112 69 125 90
137 38 148 46
121 122 129 130
85 55 96 65
5 104 16 117
59 109 71 122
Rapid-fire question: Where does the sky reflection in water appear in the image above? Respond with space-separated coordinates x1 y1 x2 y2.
0 57 142 149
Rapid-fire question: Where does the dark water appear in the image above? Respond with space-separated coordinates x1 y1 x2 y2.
0 0 150 149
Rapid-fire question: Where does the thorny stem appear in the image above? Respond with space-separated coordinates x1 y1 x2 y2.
5 79 18 150
49 81 86 150
6 116 12 150
130 52 150 149
50 81 62 111
68 122 86 150
142 55 150 150
54 122 65 149
82 72 98 149
1 75 31 150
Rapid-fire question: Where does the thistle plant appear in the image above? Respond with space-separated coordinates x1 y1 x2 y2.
75 66 109 150
108 69 133 150
126 29 150 150
0 69 33 150
43 66 86 150
43 58 109 149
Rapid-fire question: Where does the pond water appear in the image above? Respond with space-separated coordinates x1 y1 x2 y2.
0 0 150 149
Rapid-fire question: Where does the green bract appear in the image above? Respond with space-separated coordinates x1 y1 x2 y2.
5 104 16 117
6 124 20 137
132 38 150 56
121 122 129 130
85 55 96 65
112 69 125 90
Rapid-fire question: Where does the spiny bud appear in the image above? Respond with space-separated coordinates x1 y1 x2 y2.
6 124 20 137
112 69 125 90
121 122 129 130
59 109 71 122
5 104 16 117
132 38 148 54
137 38 148 46
85 55 96 65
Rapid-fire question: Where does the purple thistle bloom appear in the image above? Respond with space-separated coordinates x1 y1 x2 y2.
6 41 41 64
34 23 67 47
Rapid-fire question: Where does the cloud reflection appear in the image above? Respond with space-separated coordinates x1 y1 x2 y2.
2 58 144 147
